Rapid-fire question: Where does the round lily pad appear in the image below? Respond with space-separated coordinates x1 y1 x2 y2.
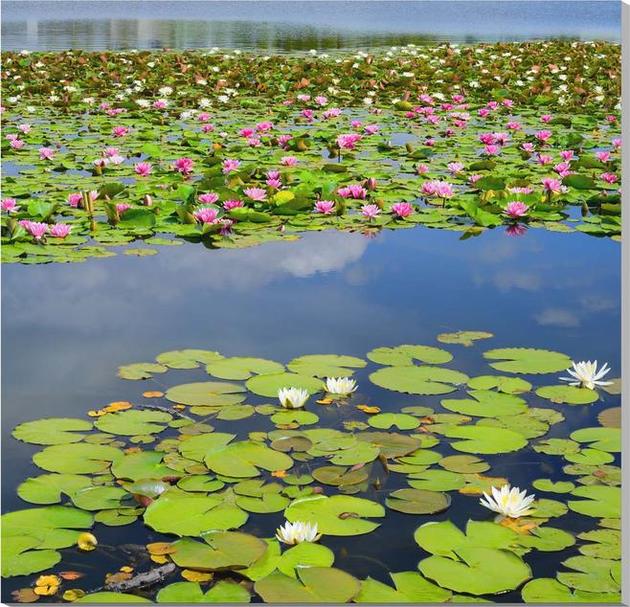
284 494 384 536
369 366 468 395
535 385 598 405
95 410 172 436
386 488 451 514
368 413 420 430
12 418 92 445
165 382 246 407
206 356 285 380
246 373 323 398
483 348 572 374
431 424 527 454
367 344 453 366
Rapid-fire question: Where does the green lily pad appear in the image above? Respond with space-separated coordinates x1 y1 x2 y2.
437 331 493 347
568 486 620 518
271 410 319 426
32 443 123 474
438 454 489 474
165 382 246 407
205 440 293 478
419 546 531 595
369 366 468 395
171 532 267 570
367 344 453 366
312 466 369 487
206 357 285 380
277 542 335 578
368 413 420 430
386 488 451 514
118 362 168 380
95 409 172 436
111 451 179 481
570 427 621 452
157 349 224 369
255 567 361 603
157 580 250 603
246 373 324 398
535 385 599 405
467 375 532 394
483 348 571 374
355 571 452 602
430 424 527 454
408 469 466 492
12 418 92 445
284 494 384 536
287 354 366 377
145 493 248 535
77 592 152 603
18 474 92 505
441 390 527 418
532 479 575 494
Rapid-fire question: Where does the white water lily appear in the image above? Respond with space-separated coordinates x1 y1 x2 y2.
559 360 612 390
480 484 535 519
325 377 358 396
278 387 309 409
275 521 321 545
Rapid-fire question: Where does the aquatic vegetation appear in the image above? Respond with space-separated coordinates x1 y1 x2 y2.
2 331 620 602
480 485 536 519
1 41 621 264
559 360 613 390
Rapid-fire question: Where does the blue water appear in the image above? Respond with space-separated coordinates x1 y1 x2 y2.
1 1 620 51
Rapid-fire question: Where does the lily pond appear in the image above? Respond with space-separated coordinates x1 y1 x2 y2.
0 30 623 606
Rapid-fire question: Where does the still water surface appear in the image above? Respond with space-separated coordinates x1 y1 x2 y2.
1 0 621 51
1 225 621 599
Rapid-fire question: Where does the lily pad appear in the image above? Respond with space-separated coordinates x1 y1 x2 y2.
165 382 246 407
368 413 420 430
12 418 92 445
156 581 250 603
145 493 248 535
95 409 172 436
205 440 293 478
246 373 324 398
535 385 598 405
437 331 493 347
284 494 384 536
367 344 453 366
483 348 571 374
206 357 285 380
430 424 527 454
386 488 451 514
369 366 468 395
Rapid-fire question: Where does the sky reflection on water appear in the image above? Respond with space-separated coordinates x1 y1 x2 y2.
1 1 620 51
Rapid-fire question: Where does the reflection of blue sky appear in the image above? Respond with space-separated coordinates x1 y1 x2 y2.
1 225 620 507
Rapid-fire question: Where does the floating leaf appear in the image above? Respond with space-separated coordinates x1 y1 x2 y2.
430 424 527 454
483 348 571 374
255 567 360 603
368 413 420 430
165 382 246 407
284 494 384 536
437 331 493 347
206 357 284 380
205 441 293 478
12 418 92 445
145 493 248 535
535 385 598 405
367 344 453 366
386 488 450 514
369 366 468 395
246 373 323 398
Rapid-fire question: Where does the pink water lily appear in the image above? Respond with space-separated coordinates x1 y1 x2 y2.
112 126 129 137
223 199 244 211
535 129 552 142
280 156 298 167
19 220 49 240
447 162 464 174
116 203 131 215
39 147 55 160
542 177 563 193
193 206 220 224
199 192 219 205
244 187 267 201
134 162 152 176
314 200 335 215
391 202 414 218
173 157 194 175
1 198 19 213
600 172 618 184
10 138 25 149
337 184 366 199
222 159 240 174
49 223 72 238
361 204 381 220
337 133 362 150
504 201 529 219
256 121 273 132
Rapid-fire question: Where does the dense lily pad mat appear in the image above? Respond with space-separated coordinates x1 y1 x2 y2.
1 41 621 264
3 332 620 602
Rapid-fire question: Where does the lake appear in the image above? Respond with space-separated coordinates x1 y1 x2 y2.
0 3 622 603
1 0 621 51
